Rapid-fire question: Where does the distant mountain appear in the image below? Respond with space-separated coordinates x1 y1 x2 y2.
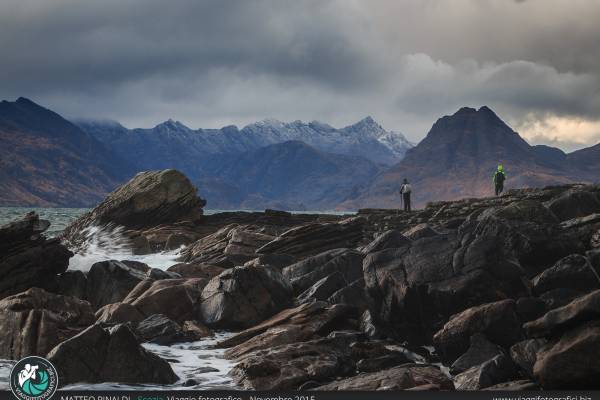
75 115 413 169
343 106 593 209
198 140 381 210
567 143 600 177
0 98 133 207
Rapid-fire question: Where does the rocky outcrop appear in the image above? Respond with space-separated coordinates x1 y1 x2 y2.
450 333 505 374
96 278 206 324
221 302 357 359
47 324 178 385
454 354 517 390
229 335 356 390
134 314 209 345
313 364 453 391
0 288 94 359
283 248 364 294
533 320 600 389
199 265 293 329
85 260 149 309
166 262 225 279
257 218 364 259
524 289 600 338
62 169 206 251
0 212 72 299
179 224 276 267
433 299 522 364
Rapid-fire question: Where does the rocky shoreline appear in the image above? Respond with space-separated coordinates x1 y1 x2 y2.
1 169 600 390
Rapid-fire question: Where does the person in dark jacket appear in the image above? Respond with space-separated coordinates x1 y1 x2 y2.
493 164 506 196
399 178 412 212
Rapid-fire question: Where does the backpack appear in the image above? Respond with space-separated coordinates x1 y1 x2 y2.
495 171 505 185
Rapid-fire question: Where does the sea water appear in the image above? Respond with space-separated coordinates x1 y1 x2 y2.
0 207 238 390
0 206 355 390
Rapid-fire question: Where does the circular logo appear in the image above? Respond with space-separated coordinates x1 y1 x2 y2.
9 356 58 400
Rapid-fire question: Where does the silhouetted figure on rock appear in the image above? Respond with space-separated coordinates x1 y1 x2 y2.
400 178 412 212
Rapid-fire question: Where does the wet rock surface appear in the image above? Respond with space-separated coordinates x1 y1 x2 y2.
47 324 178 386
0 288 94 359
4 171 600 390
0 212 72 299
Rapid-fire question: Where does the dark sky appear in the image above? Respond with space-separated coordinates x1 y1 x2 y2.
1 0 599 150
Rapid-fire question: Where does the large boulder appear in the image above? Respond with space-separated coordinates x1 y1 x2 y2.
229 335 355 390
433 299 522 364
313 364 453 391
524 289 600 338
134 314 206 345
0 212 72 299
532 254 600 296
96 278 206 324
85 260 149 309
62 169 205 246
0 288 94 359
199 265 293 329
166 263 225 279
533 320 600 389
47 324 178 385
450 333 505 374
454 354 517 390
510 339 547 378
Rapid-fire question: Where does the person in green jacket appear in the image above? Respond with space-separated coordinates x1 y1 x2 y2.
493 164 506 196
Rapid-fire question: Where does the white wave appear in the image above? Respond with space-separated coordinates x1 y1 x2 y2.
67 225 182 272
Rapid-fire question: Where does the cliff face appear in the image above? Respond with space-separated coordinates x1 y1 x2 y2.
345 106 593 209
0 98 134 207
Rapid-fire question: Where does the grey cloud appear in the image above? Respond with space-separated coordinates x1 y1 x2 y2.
0 0 599 150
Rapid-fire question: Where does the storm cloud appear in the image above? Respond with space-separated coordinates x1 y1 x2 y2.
1 0 599 151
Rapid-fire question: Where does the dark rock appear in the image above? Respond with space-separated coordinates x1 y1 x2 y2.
356 354 412 373
532 254 600 296
182 379 199 387
327 278 369 311
200 265 293 329
313 364 453 390
524 289 600 338
539 288 585 310
360 230 410 254
147 268 181 280
229 336 355 390
167 263 225 279
180 225 275 268
0 212 72 299
257 218 364 259
402 223 439 240
433 299 522 364
546 189 600 221
165 232 195 250
54 270 88 300
533 320 600 389
483 380 539 390
516 297 547 322
450 333 505 375
124 278 206 323
243 253 297 270
296 272 347 305
47 324 178 385
283 248 364 294
181 320 213 338
454 354 517 390
359 309 393 339
134 314 200 345
86 260 148 310
509 339 547 378
95 302 145 324
62 169 205 243
0 288 94 359
222 302 356 359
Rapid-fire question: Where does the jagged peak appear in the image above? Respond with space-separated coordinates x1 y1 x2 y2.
154 119 191 131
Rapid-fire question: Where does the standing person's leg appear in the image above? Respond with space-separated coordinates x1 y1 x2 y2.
495 185 499 196
407 194 411 211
